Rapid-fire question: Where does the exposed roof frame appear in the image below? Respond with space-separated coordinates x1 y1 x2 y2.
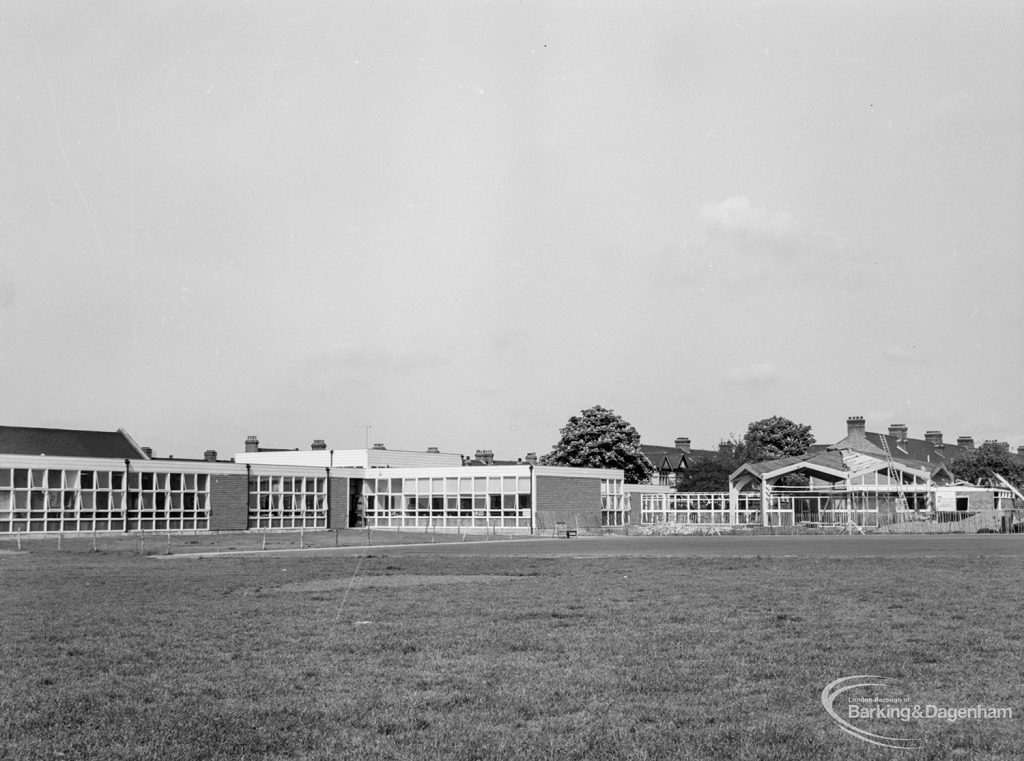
729 459 848 484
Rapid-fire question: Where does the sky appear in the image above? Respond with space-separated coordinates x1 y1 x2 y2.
1 1 1022 460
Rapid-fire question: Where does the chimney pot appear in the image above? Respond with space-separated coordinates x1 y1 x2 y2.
982 439 1010 452
888 423 908 441
204 450 217 462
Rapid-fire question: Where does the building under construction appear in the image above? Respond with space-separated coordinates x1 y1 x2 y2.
641 417 1020 530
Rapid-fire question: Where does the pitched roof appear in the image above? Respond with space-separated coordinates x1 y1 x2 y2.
639 444 688 471
0 426 147 459
829 428 886 456
820 427 988 468
864 432 966 464
731 447 932 483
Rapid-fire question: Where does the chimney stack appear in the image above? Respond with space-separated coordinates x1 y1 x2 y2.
924 431 944 447
525 452 538 465
475 449 494 465
426 446 440 453
957 436 975 450
204 450 217 462
1017 445 1024 457
674 437 692 453
372 443 386 450
847 416 866 436
311 439 326 451
718 441 734 455
245 435 259 453
141 447 153 458
888 424 908 441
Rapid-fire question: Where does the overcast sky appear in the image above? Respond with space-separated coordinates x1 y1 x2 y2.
2 1 1022 459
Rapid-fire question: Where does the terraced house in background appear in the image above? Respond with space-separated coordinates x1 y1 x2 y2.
0 426 625 535
641 417 1023 530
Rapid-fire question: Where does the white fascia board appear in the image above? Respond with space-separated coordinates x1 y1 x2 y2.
247 463 352 478
729 463 762 481
0 453 249 475
370 465 531 479
128 460 249 475
235 451 334 467
936 485 1001 495
117 427 150 459
365 450 464 468
533 465 624 480
327 451 370 467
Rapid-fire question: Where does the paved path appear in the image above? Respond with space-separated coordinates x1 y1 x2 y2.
159 534 1024 559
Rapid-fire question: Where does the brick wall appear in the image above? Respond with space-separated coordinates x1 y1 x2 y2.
535 476 602 531
328 476 350 529
961 490 996 511
209 473 249 531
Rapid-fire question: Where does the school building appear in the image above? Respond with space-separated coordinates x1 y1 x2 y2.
0 426 625 535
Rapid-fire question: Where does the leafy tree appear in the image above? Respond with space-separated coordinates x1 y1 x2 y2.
743 416 815 462
950 442 1024 490
540 405 654 484
674 418 816 491
676 439 748 492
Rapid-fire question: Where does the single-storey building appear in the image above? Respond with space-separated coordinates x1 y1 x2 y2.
0 427 625 535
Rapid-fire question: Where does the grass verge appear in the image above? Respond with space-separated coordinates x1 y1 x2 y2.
1 546 1020 760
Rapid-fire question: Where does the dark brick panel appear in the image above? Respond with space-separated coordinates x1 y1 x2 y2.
535 476 602 530
328 476 350 529
209 473 249 531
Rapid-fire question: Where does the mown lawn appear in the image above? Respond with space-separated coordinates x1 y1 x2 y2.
1 543 1021 760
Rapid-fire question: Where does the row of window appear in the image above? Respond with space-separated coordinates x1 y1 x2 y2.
363 476 532 496
0 517 208 532
0 467 211 533
600 480 627 527
247 477 327 529
365 516 531 529
0 468 209 492
251 476 326 494
364 493 531 517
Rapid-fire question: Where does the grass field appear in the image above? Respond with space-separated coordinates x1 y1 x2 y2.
1 532 1021 760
